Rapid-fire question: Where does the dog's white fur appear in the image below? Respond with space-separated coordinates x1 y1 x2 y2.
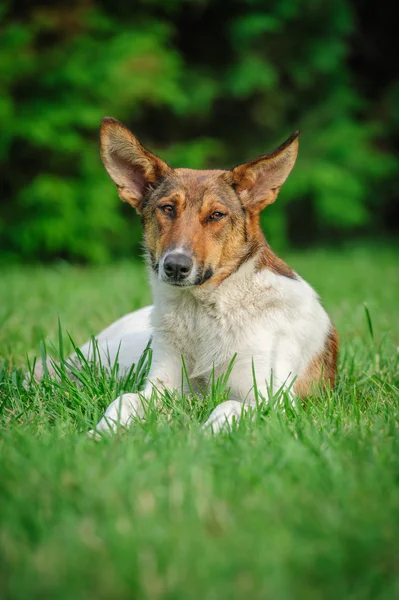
78 252 331 436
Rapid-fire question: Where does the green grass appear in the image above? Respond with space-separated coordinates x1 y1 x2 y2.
0 244 398 600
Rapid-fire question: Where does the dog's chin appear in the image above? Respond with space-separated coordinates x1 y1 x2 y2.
163 279 195 288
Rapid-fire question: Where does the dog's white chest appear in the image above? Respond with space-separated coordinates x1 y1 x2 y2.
151 265 310 380
154 294 239 377
151 261 331 398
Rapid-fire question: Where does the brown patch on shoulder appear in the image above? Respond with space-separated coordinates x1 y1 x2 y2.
255 244 296 279
294 326 339 398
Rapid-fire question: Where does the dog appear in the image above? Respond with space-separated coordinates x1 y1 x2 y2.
33 117 339 435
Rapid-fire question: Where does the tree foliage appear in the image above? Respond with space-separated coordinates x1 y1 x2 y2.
1 0 397 262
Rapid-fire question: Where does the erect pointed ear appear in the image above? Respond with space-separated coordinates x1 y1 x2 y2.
100 117 172 213
231 131 299 212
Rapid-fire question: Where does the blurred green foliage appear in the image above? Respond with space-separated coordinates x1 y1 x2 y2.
0 0 397 262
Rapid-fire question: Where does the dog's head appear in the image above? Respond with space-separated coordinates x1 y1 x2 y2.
100 117 298 287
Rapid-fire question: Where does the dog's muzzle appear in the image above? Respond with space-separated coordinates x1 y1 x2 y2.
161 251 194 284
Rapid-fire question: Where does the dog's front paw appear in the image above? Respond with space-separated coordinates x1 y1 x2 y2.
88 392 145 439
202 400 246 434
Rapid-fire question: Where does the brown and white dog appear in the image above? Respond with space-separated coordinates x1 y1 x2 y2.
65 118 338 434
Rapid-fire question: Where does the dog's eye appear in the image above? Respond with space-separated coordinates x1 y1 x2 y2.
208 211 225 222
159 205 174 215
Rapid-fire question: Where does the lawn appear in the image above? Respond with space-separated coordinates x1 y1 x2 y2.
0 244 398 600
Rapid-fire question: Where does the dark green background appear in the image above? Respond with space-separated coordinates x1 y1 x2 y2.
1 0 398 263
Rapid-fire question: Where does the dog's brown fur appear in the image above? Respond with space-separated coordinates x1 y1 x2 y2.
293 327 339 397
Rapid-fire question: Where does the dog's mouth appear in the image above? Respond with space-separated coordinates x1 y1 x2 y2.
194 267 214 286
161 267 214 287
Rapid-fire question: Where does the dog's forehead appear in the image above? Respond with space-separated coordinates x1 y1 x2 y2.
149 168 239 206
175 167 228 185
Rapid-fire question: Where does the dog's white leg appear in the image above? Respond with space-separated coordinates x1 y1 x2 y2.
203 400 249 434
89 336 184 438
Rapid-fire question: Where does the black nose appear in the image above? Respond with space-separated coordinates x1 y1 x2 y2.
163 252 193 281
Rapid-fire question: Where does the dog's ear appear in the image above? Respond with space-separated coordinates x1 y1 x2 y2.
100 117 171 213
231 132 299 212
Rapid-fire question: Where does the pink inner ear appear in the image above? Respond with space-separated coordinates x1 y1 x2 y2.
251 183 278 208
251 168 279 201
237 155 296 208
109 150 150 202
235 164 284 210
101 119 173 209
124 165 148 201
232 133 299 210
